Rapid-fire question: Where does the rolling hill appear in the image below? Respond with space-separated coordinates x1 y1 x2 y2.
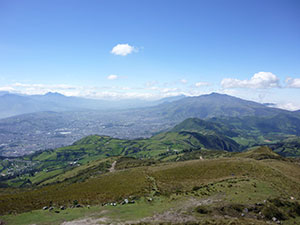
0 120 241 188
267 136 300 157
2 115 299 190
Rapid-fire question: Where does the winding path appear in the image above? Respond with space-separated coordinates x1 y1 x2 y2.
109 161 117 173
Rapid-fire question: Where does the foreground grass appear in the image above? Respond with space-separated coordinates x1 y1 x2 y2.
1 207 100 225
0 168 149 214
1 156 300 214
1 147 300 224
4 194 300 225
1 197 177 225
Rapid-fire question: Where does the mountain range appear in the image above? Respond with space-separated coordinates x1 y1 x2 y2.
0 92 300 157
0 92 186 119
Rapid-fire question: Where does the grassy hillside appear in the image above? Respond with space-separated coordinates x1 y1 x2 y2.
171 118 238 137
267 136 300 157
1 147 300 225
209 113 300 138
170 117 300 156
2 116 300 189
0 124 241 188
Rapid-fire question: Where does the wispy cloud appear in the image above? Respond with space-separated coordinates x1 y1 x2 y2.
107 74 118 80
221 72 280 89
111 44 136 56
180 79 188 84
144 81 159 87
195 82 210 87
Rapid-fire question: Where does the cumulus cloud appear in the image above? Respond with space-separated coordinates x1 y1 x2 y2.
195 82 210 87
107 74 118 80
285 77 300 88
111 44 136 56
221 72 280 89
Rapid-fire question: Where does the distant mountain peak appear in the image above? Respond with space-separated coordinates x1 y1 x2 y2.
207 92 238 98
44 92 65 97
208 92 225 96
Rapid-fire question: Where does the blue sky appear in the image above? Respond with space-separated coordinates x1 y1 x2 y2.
0 0 300 109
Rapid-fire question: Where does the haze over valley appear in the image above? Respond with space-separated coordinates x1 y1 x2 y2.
1 92 299 157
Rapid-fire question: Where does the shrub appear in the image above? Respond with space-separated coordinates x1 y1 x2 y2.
288 201 300 217
192 186 201 191
73 200 78 206
262 204 287 220
196 205 210 214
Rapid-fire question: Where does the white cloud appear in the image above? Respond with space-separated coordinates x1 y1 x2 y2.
0 86 16 92
13 83 76 90
3 75 299 106
275 102 300 111
285 77 300 88
161 87 179 93
111 44 136 56
7 83 78 95
195 82 210 87
145 81 158 87
180 79 188 84
221 72 280 89
107 74 118 80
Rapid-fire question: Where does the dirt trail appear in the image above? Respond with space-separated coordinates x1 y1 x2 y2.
109 161 117 172
58 197 219 225
137 197 216 224
61 217 107 225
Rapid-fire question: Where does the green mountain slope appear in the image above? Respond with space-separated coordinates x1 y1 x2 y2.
267 137 300 157
171 117 238 137
209 113 300 136
147 93 288 120
236 146 284 160
0 123 241 188
1 147 300 225
3 115 300 189
170 117 300 156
